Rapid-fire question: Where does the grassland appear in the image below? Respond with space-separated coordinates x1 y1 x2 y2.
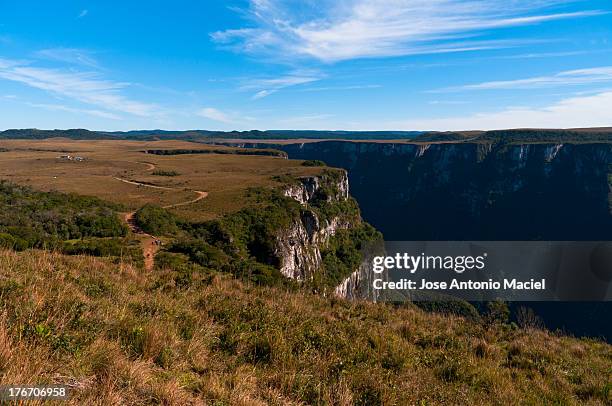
0 249 610 405
0 138 610 405
0 139 326 221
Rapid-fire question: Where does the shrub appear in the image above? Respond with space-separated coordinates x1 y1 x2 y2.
134 204 180 236
516 306 545 329
0 181 127 248
152 170 180 177
484 300 510 325
301 160 326 167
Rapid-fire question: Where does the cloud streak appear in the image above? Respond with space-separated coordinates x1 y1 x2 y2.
300 84 381 92
212 0 604 62
0 57 160 117
25 102 120 120
34 48 99 68
395 91 612 130
241 71 323 99
197 107 233 123
439 66 612 91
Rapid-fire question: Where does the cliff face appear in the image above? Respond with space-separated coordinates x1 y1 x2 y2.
237 141 612 241
274 171 352 280
221 140 612 338
333 239 385 301
283 174 349 205
273 171 381 301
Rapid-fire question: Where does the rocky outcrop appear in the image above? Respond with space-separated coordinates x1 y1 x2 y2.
274 214 322 280
275 171 353 281
545 144 564 162
275 170 384 301
416 143 431 158
283 173 349 204
285 171 349 205
334 239 385 302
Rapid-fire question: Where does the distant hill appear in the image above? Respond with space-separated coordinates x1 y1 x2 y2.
0 128 113 140
0 129 423 141
1 127 612 143
475 128 612 144
112 129 425 140
411 131 483 142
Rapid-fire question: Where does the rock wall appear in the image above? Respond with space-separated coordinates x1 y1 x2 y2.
274 171 353 280
334 239 385 302
237 141 611 241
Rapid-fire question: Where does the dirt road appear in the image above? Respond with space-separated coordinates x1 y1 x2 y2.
163 190 208 209
138 162 156 171
117 170 208 271
113 177 175 190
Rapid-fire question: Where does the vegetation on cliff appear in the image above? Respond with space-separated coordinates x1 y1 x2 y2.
316 224 380 290
129 168 380 289
302 159 327 167
133 177 380 289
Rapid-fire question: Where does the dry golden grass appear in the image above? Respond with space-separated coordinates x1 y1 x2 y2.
0 249 610 405
0 139 325 220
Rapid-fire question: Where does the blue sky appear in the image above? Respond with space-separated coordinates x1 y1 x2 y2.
1 0 612 131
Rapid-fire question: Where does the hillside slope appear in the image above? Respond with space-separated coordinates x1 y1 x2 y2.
0 250 609 405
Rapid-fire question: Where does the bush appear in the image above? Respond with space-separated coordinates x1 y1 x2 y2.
152 170 180 177
134 204 180 236
62 237 143 265
0 181 127 249
301 160 326 167
516 306 544 329
484 300 510 325
169 239 231 270
414 300 480 320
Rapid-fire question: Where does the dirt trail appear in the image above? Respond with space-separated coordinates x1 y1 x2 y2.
163 190 208 209
124 211 160 272
113 177 175 190
114 176 208 208
139 162 156 171
117 162 208 271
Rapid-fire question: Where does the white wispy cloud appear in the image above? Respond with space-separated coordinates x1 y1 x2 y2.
78 10 88 19
212 0 604 62
440 66 612 91
278 113 335 125
34 48 99 68
0 57 160 117
428 100 470 105
252 90 275 100
300 84 381 92
394 91 612 130
25 102 120 120
241 71 323 99
197 107 233 123
498 50 602 59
